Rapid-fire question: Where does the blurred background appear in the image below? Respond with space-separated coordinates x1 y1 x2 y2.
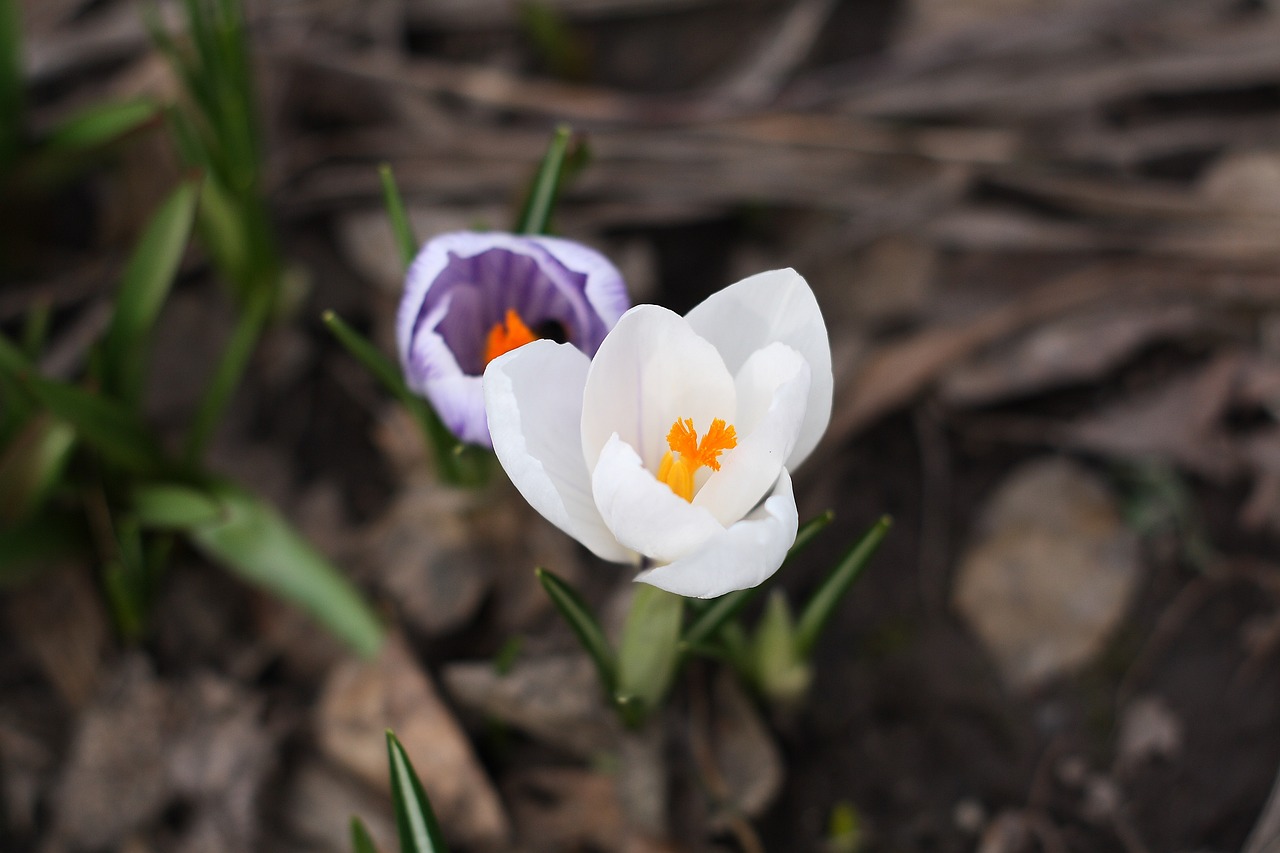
3 0 1280 850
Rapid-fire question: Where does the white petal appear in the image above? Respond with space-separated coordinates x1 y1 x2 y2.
581 305 736 472
591 433 725 563
693 343 809 527
484 341 633 563
635 470 799 599
684 269 832 469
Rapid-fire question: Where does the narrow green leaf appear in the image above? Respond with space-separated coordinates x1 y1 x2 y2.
183 285 271 465
681 510 835 650
102 181 198 404
535 567 616 693
132 483 224 527
0 512 88 587
386 731 450 853
322 311 489 487
0 336 165 473
350 817 380 853
135 481 384 656
515 125 572 235
0 415 76 523
615 583 683 725
102 513 149 639
379 163 418 268
30 378 164 473
749 590 811 704
20 299 51 360
0 0 22 169
794 516 892 657
42 99 161 153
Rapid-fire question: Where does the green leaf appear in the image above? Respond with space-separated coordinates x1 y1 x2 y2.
134 481 384 656
42 99 161 153
0 512 88 587
535 567 616 693
132 483 224 527
515 125 572 235
350 817 380 853
386 731 450 853
0 0 22 170
615 583 683 726
379 163 418 269
681 510 835 651
0 414 76 524
20 299 51 360
102 181 198 404
183 284 272 465
794 515 891 658
0 335 166 473
101 512 149 639
749 590 811 704
322 311 490 487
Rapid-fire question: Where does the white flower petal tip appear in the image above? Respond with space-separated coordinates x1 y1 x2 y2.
397 231 630 446
633 470 799 599
486 265 830 598
685 268 832 468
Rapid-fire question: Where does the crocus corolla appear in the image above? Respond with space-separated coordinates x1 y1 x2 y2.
484 269 832 598
397 232 630 446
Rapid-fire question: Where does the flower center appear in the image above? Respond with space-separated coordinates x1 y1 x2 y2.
657 417 737 502
484 309 540 365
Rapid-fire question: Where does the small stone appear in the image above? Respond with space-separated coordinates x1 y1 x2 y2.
1117 695 1183 770
52 656 172 847
953 457 1141 691
954 798 987 834
364 485 491 636
1200 150 1280 214
504 767 624 850
284 759 396 853
443 655 616 759
316 634 510 846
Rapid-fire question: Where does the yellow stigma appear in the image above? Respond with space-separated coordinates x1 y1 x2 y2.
484 309 539 365
657 417 737 502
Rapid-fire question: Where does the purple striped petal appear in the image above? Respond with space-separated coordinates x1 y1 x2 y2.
397 231 629 447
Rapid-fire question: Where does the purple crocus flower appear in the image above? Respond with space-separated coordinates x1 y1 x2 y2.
396 231 630 447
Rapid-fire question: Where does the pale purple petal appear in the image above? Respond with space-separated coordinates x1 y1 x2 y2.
397 231 630 445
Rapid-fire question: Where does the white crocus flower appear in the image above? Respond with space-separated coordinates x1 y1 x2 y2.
483 269 832 599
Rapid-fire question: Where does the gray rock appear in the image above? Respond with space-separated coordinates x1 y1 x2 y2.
953 457 1141 691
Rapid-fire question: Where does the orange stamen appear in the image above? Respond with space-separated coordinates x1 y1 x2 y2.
484 309 539 365
658 417 737 501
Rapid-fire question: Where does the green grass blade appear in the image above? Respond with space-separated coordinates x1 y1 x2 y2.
182 285 271 464
102 181 198 404
42 99 161 153
350 817 380 853
20 299 51 360
535 567 617 693
794 516 892 658
515 125 571 235
0 0 22 170
615 583 683 725
379 164 418 268
681 510 835 649
0 415 76 524
386 731 450 853
132 483 224 527
0 335 165 473
321 311 489 487
134 480 384 656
